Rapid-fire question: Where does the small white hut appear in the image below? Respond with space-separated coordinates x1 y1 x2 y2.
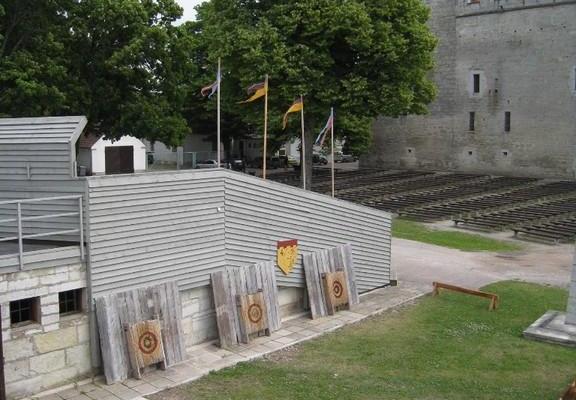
77 133 146 175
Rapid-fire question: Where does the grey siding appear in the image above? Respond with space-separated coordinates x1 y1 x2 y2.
0 116 88 242
0 180 85 242
0 116 87 181
86 170 227 296
86 169 391 297
224 173 391 293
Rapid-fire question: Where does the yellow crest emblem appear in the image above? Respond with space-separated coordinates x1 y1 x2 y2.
277 240 298 275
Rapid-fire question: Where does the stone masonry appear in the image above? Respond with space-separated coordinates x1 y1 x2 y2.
365 0 576 179
566 252 576 325
0 263 91 399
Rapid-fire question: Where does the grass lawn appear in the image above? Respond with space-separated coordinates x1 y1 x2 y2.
392 218 523 252
155 282 574 400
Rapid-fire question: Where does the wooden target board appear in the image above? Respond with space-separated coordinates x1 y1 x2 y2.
322 271 350 315
237 291 270 343
126 320 166 378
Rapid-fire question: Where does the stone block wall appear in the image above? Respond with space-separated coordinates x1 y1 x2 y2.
365 0 576 179
180 286 306 350
0 263 92 399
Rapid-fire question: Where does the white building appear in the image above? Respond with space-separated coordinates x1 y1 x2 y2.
77 134 146 175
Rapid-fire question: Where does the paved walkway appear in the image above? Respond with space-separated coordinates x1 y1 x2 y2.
33 282 429 400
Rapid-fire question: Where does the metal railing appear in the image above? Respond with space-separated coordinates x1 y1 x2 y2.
0 195 84 270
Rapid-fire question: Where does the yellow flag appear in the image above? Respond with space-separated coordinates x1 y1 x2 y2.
282 98 303 129
239 81 268 103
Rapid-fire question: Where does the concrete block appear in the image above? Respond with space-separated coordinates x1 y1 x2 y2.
41 294 60 306
44 323 60 332
41 366 80 391
40 273 69 286
4 337 34 362
66 344 92 374
30 350 66 373
50 281 86 294
4 359 30 383
182 298 200 318
42 303 61 316
8 277 40 292
77 324 90 344
34 327 77 353
42 313 60 326
6 375 43 399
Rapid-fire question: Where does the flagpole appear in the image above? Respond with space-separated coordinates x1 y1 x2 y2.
217 58 221 167
330 107 335 198
263 75 269 180
300 94 306 191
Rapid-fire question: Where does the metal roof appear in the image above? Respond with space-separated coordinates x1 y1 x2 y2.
0 116 88 145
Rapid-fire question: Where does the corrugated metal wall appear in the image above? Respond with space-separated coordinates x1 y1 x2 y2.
0 116 86 181
0 116 87 241
86 169 391 297
224 173 391 293
0 180 85 241
86 170 227 296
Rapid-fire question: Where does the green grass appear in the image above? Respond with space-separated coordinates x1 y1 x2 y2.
156 282 573 400
392 218 522 252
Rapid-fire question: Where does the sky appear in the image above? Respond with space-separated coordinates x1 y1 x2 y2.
176 0 205 23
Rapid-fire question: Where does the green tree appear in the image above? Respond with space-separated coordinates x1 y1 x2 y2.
0 0 194 146
195 0 437 187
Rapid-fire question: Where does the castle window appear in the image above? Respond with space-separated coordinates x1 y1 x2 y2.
504 112 511 132
10 297 40 326
59 289 83 315
473 74 481 94
469 112 476 131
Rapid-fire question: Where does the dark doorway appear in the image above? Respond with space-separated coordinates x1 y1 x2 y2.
0 305 5 400
105 146 134 175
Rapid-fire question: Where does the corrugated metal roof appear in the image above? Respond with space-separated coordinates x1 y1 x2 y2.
0 116 88 145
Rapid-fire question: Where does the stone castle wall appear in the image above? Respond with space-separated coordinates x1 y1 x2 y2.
365 0 576 178
0 264 91 399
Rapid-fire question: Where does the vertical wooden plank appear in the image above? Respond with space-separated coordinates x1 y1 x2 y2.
230 267 245 343
342 244 360 305
0 305 5 400
211 271 237 348
303 252 325 319
262 262 280 331
95 295 130 383
268 261 281 331
168 282 186 362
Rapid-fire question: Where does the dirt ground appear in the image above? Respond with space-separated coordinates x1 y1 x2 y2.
394 223 574 289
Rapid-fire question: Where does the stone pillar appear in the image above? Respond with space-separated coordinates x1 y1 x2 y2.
566 251 576 325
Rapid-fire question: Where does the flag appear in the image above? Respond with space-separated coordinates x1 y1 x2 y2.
239 81 268 103
282 98 304 130
201 66 221 98
314 109 334 146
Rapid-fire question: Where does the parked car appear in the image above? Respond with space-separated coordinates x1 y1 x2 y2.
196 159 219 169
224 159 246 172
249 157 283 169
287 155 300 167
312 154 328 165
341 154 358 163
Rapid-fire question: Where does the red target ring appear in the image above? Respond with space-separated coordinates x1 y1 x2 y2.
247 303 263 324
333 280 344 298
138 331 159 355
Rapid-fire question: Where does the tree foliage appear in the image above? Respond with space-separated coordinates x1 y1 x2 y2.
193 0 436 184
0 0 436 170
0 0 194 146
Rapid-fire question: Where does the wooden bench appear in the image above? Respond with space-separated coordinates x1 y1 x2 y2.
433 282 499 311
